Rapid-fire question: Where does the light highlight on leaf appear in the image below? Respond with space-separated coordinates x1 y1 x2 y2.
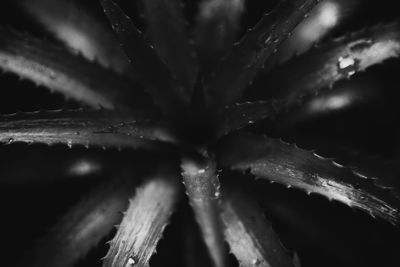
21 0 129 73
0 27 147 110
23 174 137 267
103 170 180 267
221 187 295 267
0 109 171 149
181 156 227 267
219 133 400 224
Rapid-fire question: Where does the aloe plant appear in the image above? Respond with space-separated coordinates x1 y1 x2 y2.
1 0 400 266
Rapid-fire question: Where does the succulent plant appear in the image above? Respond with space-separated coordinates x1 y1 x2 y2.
1 0 400 266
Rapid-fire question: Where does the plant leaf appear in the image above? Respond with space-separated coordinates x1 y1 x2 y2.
181 155 226 267
0 27 151 110
259 22 400 107
203 0 321 109
183 215 215 267
21 173 137 267
273 82 374 130
220 186 295 267
0 109 173 149
142 0 197 94
263 0 351 71
0 150 104 185
20 0 130 74
218 100 285 137
218 133 400 224
102 168 180 267
100 0 187 116
194 0 245 70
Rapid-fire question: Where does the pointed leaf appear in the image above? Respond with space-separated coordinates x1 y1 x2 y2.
203 0 321 109
218 133 400 224
22 173 137 267
20 0 129 73
0 109 173 149
100 0 187 116
0 27 150 110
218 100 285 137
102 169 180 267
262 22 400 107
143 0 197 93
263 0 347 71
181 155 226 267
183 217 215 267
221 186 295 267
194 0 245 69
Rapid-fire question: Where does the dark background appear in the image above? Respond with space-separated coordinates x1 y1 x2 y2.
0 0 400 266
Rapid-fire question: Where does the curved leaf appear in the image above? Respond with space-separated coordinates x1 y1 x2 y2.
218 133 400 224
261 22 400 107
0 27 150 110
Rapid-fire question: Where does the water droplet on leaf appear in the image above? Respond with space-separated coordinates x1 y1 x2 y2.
127 256 136 266
337 56 359 77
